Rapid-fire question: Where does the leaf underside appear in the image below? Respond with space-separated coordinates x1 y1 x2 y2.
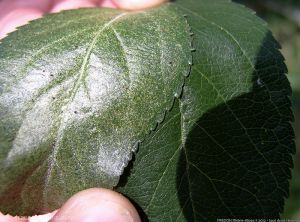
0 0 295 220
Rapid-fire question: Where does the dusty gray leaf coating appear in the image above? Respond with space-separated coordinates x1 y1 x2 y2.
0 5 192 214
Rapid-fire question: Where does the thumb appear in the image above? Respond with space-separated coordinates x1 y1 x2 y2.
50 188 141 222
112 0 168 10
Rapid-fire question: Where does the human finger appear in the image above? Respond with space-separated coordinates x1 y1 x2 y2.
0 211 27 222
0 0 53 13
97 0 118 8
50 188 141 222
0 8 43 39
112 0 168 10
50 0 98 13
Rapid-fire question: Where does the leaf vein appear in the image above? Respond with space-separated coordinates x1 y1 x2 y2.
43 12 128 204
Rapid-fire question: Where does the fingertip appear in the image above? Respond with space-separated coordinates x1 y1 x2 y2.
50 0 98 13
27 211 58 222
0 0 53 13
0 8 44 40
97 0 118 8
51 188 140 222
0 212 27 222
112 0 168 10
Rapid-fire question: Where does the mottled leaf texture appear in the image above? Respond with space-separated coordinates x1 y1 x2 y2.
0 0 294 221
0 5 192 214
118 0 295 221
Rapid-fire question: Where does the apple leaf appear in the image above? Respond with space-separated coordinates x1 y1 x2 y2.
117 0 295 221
0 5 192 214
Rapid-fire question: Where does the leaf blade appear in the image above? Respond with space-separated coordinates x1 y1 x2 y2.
118 0 295 221
0 5 192 214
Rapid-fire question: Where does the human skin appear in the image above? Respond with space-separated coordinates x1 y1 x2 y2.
0 0 168 39
0 0 167 221
0 188 141 222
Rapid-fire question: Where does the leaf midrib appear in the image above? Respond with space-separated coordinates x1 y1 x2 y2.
42 12 128 205
70 13 128 100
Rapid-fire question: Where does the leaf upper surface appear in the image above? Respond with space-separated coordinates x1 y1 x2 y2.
118 0 295 221
0 5 192 214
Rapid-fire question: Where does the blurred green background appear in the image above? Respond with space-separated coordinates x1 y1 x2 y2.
235 0 300 219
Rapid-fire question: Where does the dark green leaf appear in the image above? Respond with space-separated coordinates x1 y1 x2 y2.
0 6 192 214
118 0 295 221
